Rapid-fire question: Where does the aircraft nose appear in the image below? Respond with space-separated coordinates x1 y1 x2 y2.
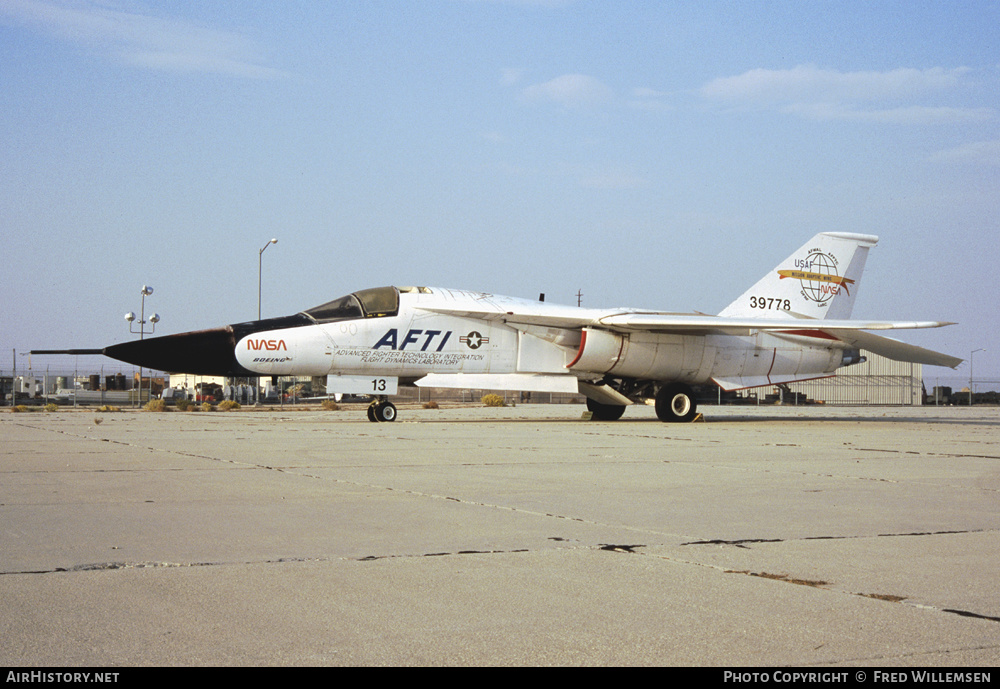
103 327 251 376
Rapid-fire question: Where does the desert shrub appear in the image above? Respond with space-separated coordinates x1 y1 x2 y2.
143 399 167 412
97 405 121 412
320 399 339 411
422 400 439 409
201 402 215 412
44 403 59 412
175 398 192 411
481 394 506 407
11 405 32 413
218 400 241 411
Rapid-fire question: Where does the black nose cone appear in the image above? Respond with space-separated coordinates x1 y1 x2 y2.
104 327 251 376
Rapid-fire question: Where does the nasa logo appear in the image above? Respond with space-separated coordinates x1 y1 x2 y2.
246 339 287 351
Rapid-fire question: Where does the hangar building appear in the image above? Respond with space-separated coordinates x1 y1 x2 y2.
783 353 923 406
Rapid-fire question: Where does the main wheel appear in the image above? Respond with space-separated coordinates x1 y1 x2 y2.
586 398 626 421
374 400 397 422
367 403 379 422
655 383 697 423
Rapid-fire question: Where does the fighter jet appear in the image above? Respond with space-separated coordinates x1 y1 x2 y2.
86 232 963 422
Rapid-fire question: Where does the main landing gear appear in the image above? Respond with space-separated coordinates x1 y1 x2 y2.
585 381 699 422
586 398 626 421
655 383 698 423
367 397 397 422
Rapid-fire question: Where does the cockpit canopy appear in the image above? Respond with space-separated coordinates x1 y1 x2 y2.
301 286 430 323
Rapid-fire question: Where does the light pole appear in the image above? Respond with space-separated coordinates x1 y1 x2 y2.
125 285 159 406
258 238 278 320
969 348 985 406
257 239 277 404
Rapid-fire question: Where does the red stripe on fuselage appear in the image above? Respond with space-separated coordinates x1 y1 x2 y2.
776 329 839 341
566 329 588 369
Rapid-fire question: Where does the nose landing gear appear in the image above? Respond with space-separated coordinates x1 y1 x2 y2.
367 397 397 422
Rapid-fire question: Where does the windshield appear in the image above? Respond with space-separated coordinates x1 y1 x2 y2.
302 286 399 323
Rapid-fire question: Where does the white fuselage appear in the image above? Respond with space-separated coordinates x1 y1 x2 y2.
233 288 846 390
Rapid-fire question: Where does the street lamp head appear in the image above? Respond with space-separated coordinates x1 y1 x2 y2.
149 313 161 324
141 285 153 296
270 238 277 245
125 312 136 322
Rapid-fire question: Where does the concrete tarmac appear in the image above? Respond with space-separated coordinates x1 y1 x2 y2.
2 403 998 666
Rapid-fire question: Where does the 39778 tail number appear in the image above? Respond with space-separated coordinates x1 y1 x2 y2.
750 296 791 310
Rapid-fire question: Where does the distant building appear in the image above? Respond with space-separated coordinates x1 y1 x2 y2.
788 354 923 406
165 372 228 401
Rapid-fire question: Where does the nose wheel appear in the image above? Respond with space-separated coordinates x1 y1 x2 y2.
367 398 397 422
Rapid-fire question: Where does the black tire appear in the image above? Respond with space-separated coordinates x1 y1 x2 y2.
655 383 697 423
586 398 626 421
367 403 379 422
375 401 397 422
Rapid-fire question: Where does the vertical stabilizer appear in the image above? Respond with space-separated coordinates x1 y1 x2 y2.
719 232 878 320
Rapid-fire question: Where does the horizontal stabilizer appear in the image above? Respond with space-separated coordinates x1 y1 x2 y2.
828 330 963 369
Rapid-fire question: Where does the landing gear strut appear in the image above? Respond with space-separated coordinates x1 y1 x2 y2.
655 383 698 423
367 397 397 422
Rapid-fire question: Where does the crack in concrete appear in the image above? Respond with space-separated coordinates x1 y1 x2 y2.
727 570 830 587
593 545 1000 628
681 538 783 548
942 608 1000 623
7 538 999 628
1 540 654 576
681 529 989 548
598 544 645 553
599 543 1000 627
1 548 543 575
856 447 1000 460
10 419 999 630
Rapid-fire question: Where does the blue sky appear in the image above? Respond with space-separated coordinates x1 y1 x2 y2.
2 0 997 388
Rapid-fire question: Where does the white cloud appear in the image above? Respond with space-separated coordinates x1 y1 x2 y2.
500 67 524 86
627 86 673 112
700 65 988 124
701 65 970 102
460 0 576 6
783 102 993 125
1 0 287 79
929 139 1000 166
577 170 648 190
521 74 614 108
631 87 667 99
480 130 507 143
